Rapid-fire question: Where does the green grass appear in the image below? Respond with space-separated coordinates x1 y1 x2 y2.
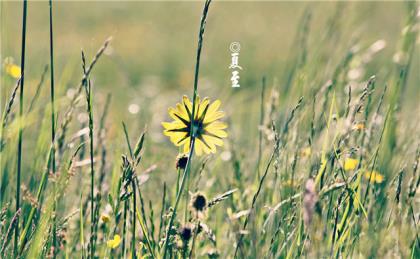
0 1 419 258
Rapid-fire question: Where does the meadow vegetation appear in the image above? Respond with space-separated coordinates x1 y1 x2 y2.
0 0 419 258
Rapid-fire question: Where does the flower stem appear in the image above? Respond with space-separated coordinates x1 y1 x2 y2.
48 0 57 257
183 168 191 224
15 0 27 256
176 168 181 197
162 138 195 258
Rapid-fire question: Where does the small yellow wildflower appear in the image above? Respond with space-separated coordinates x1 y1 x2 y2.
107 234 121 249
353 123 365 131
100 214 110 223
344 158 358 171
162 95 227 156
300 147 311 157
4 58 21 79
364 170 384 184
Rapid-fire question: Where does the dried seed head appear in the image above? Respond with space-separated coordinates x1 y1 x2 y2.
190 192 207 213
179 224 192 242
100 213 110 223
176 153 189 170
206 248 220 258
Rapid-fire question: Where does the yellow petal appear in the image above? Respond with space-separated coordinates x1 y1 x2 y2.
365 170 384 184
203 111 225 124
168 132 188 146
206 121 227 130
162 121 185 131
183 139 191 153
202 134 224 147
197 97 210 119
205 128 228 138
375 174 384 183
107 234 121 249
353 123 365 130
300 147 311 157
207 99 221 115
183 95 201 114
344 158 358 171
195 140 203 156
201 135 217 153
176 103 189 121
6 64 21 79
168 107 188 124
202 99 223 123
183 95 193 115
197 139 211 154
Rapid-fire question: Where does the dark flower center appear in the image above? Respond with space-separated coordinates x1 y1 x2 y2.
192 194 207 211
179 226 192 241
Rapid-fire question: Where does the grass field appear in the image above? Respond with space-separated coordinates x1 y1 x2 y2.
0 1 419 258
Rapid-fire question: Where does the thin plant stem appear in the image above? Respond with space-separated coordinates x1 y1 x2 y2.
162 138 196 258
48 0 57 257
122 199 128 258
131 180 137 259
190 0 211 125
121 122 140 258
183 170 191 224
176 168 181 197
15 0 27 256
88 86 95 258
1 77 21 151
189 221 200 259
82 51 95 259
255 76 266 179
27 65 48 114
158 182 167 241
18 147 52 254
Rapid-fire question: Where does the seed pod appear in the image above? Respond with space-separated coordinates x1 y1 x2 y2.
176 153 189 170
179 224 192 242
190 192 208 218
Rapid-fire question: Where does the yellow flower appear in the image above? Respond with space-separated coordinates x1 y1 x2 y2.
300 147 311 157
353 123 365 130
344 158 358 171
364 170 384 184
100 214 110 223
162 95 227 156
107 234 121 249
4 59 21 79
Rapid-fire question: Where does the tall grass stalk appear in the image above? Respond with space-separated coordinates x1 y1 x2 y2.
1 77 21 150
48 0 57 256
18 147 53 254
80 194 85 258
14 0 27 256
235 97 303 257
27 65 48 113
56 37 111 154
82 51 95 258
256 76 266 179
121 121 132 257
